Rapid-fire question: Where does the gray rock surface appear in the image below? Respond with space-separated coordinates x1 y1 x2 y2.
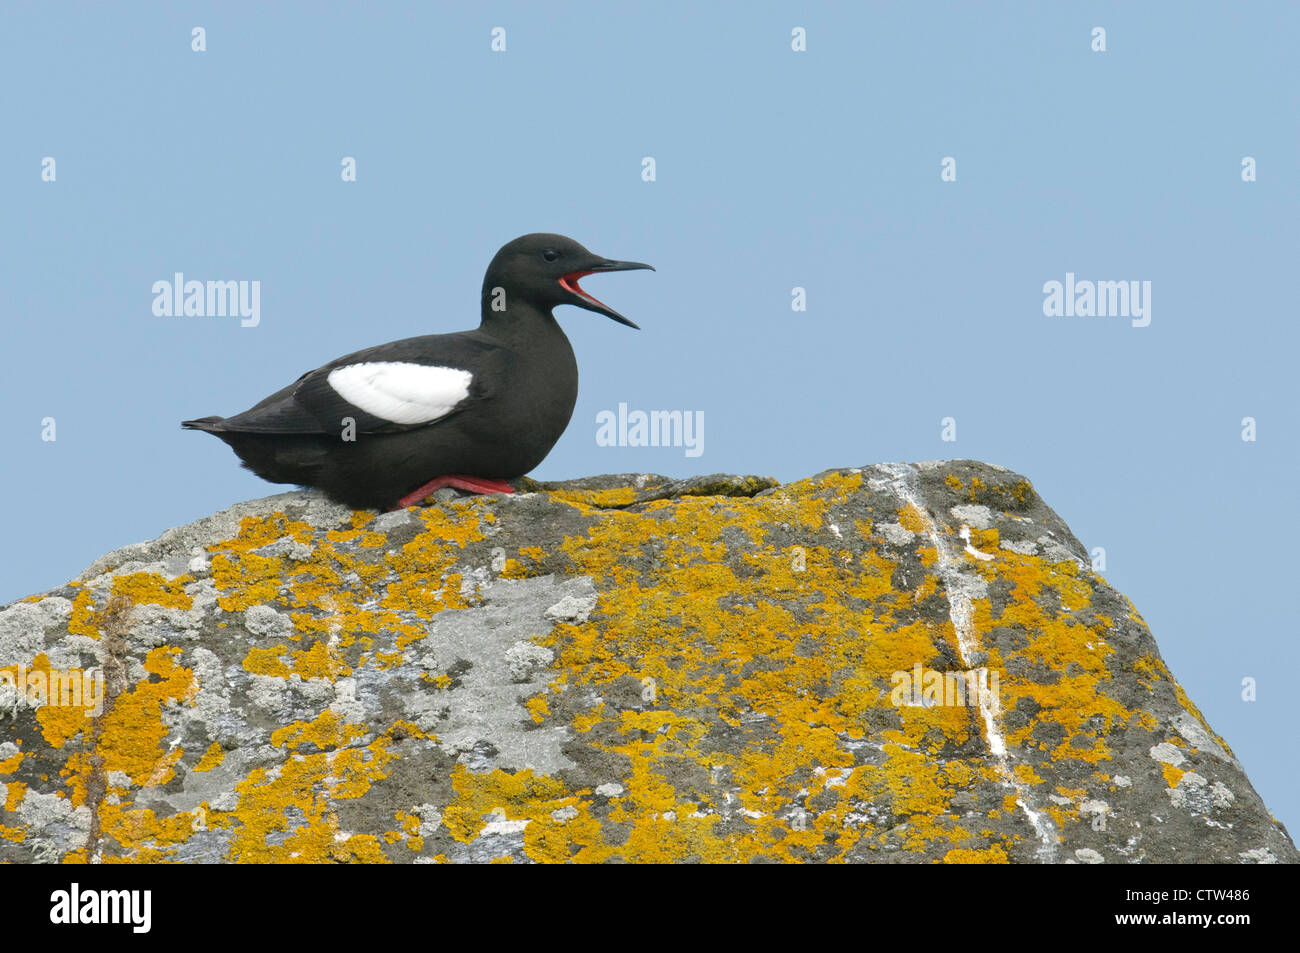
0 462 1292 863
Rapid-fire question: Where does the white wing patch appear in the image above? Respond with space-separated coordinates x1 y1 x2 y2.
326 362 473 425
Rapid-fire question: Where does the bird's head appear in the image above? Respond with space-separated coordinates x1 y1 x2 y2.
483 233 653 328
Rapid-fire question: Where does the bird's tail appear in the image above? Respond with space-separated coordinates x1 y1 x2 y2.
181 416 226 432
183 417 329 488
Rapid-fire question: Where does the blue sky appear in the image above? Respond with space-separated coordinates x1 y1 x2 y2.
3 2 1297 837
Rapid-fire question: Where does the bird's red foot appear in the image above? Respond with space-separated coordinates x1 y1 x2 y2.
392 474 517 509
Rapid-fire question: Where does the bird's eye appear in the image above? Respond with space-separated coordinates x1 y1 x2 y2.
542 249 558 262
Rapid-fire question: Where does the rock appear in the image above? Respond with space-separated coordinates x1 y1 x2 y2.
0 462 1293 864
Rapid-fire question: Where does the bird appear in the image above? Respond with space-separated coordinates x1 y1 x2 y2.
182 233 652 510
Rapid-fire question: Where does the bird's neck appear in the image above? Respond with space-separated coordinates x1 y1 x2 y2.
478 290 565 346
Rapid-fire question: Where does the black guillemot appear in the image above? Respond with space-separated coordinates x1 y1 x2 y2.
182 233 652 509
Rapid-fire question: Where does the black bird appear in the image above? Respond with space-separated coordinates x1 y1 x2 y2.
183 233 652 510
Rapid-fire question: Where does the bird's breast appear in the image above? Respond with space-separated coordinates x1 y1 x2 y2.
514 334 579 434
472 329 579 474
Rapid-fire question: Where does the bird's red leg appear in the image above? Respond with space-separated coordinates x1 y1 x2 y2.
392 474 516 509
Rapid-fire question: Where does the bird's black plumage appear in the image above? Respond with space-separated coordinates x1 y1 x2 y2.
183 234 652 509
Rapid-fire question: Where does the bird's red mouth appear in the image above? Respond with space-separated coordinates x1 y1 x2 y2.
557 259 649 329
559 271 611 311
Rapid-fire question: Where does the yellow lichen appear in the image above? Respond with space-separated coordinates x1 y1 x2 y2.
548 486 640 510
898 504 927 534
942 844 1009 864
194 742 225 772
111 572 193 609
525 695 550 724
221 711 398 863
4 781 26 811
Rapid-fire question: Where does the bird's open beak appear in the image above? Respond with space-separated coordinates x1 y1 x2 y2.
559 258 654 329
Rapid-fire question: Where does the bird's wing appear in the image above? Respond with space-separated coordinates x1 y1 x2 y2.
296 361 478 434
214 332 506 435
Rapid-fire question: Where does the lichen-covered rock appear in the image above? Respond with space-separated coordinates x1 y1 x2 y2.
0 461 1293 863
